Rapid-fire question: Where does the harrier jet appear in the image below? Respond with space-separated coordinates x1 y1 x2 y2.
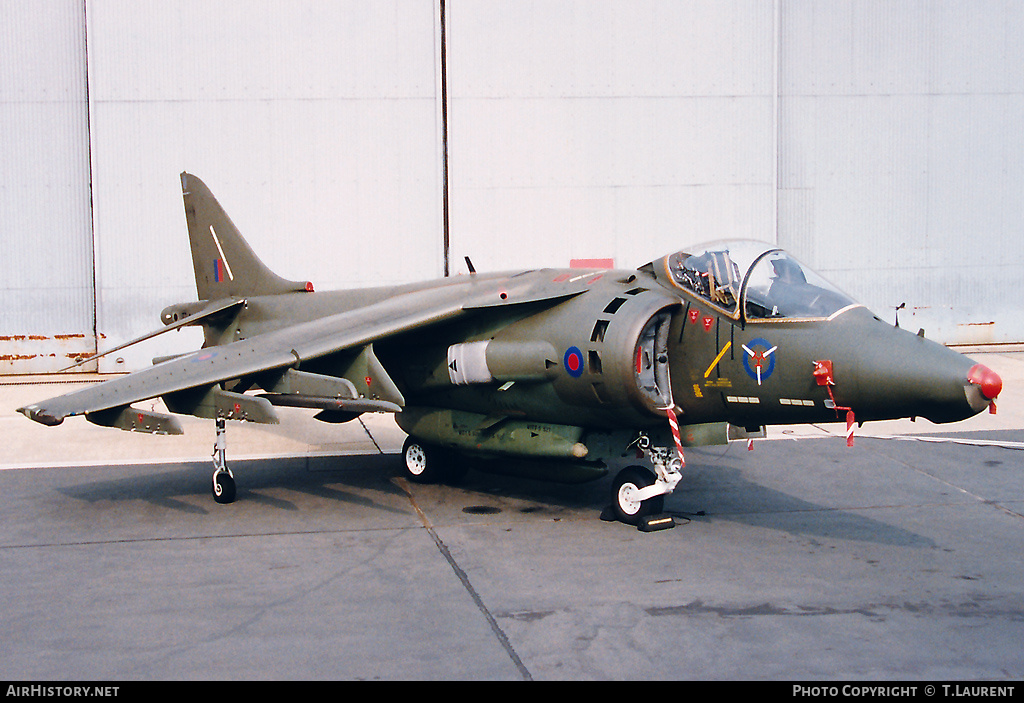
19 173 1002 525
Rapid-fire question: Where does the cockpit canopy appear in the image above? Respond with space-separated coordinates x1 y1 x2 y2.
651 240 859 321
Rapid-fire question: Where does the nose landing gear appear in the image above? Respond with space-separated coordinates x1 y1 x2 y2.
609 422 684 528
611 465 665 523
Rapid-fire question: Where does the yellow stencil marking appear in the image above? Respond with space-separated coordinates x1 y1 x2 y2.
704 341 732 378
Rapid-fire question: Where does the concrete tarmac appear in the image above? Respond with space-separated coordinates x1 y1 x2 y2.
1 349 1022 680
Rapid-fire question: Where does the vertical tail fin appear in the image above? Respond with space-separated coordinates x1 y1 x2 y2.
180 172 311 300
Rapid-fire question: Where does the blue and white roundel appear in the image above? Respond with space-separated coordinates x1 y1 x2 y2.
741 338 778 385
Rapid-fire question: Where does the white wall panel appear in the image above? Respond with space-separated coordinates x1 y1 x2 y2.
447 0 777 273
778 0 1024 343
6 0 1024 376
85 0 445 370
0 0 95 373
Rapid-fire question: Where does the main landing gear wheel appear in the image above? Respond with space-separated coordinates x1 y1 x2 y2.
402 437 462 484
611 466 664 525
402 437 443 483
213 470 236 504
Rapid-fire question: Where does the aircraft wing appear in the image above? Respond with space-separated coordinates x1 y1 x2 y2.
18 273 589 428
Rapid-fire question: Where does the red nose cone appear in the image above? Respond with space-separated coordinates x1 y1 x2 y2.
968 364 1002 400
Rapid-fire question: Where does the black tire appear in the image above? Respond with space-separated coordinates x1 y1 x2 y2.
402 437 452 484
213 472 236 504
611 466 663 525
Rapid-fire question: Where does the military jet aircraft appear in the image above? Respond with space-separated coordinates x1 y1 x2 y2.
18 173 1003 526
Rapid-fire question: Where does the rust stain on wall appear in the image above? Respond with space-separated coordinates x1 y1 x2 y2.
0 333 87 341
1 333 95 373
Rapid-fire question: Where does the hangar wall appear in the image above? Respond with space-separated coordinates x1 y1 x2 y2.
84 0 446 371
0 1 96 372
777 0 1024 343
446 0 777 272
1 1 1022 374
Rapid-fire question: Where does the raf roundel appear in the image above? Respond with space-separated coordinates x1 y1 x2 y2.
741 338 778 386
563 346 585 378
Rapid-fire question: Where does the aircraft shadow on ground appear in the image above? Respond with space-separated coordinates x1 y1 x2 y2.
661 442 941 548
56 453 409 517
51 441 952 548
403 443 941 548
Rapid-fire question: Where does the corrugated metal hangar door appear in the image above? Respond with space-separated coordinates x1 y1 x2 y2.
444 0 1024 344
1 0 446 374
2 1 1022 375
445 1 778 274
776 1 1024 344
0 2 95 373
83 0 447 371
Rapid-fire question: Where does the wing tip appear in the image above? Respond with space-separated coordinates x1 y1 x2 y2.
17 405 64 426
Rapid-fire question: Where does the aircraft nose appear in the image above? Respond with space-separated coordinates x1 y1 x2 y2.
967 363 1002 401
832 315 1000 424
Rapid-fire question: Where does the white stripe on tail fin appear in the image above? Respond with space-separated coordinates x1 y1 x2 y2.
181 172 312 300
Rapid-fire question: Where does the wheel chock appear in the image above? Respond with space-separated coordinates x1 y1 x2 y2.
637 514 676 532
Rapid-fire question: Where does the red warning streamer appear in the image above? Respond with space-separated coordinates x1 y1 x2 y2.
664 406 686 467
814 360 856 447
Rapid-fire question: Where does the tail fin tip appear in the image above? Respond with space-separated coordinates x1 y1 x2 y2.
180 172 312 300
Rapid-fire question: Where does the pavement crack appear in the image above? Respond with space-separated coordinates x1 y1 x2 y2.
392 477 532 681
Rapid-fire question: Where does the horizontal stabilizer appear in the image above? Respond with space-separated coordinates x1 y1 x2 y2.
60 298 245 372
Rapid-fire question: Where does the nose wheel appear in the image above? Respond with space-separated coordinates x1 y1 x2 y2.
611 466 664 524
211 418 236 504
608 422 684 527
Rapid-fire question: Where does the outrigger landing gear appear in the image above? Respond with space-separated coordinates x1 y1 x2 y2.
212 417 236 504
610 432 683 526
